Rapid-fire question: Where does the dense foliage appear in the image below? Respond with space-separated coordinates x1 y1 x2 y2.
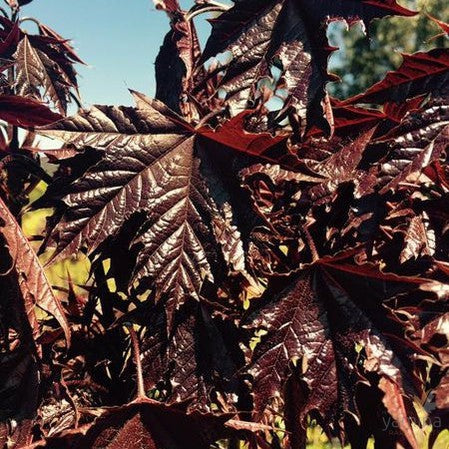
0 0 448 448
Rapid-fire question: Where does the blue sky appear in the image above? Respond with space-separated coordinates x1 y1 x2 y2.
21 0 347 110
19 1 362 109
23 0 209 106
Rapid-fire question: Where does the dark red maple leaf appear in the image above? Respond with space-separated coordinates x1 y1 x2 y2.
309 99 387 137
27 396 252 449
140 300 245 412
38 95 220 330
0 18 20 57
344 50 449 106
38 91 274 330
154 0 202 119
198 0 414 135
0 195 70 344
5 19 84 114
376 101 449 193
0 95 62 127
246 259 425 448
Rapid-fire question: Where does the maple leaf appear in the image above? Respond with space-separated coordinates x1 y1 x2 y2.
37 23 85 66
39 89 302 325
308 99 387 137
376 102 449 193
39 98 218 328
247 260 424 448
344 49 449 107
0 199 60 448
141 300 244 411
13 24 82 114
28 396 257 449
14 35 71 113
0 253 39 449
0 195 70 344
38 93 272 329
198 0 414 135
154 0 202 118
0 18 20 59
0 94 61 127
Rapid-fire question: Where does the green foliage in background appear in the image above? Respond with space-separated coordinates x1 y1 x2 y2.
23 181 90 299
329 0 449 98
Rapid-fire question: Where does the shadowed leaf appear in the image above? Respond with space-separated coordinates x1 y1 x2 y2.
0 196 70 344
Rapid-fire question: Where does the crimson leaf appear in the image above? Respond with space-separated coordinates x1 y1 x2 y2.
344 50 449 106
0 94 62 126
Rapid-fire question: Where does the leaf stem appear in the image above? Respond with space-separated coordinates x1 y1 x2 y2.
186 4 229 21
19 16 41 29
303 226 319 262
126 323 146 400
10 125 18 152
